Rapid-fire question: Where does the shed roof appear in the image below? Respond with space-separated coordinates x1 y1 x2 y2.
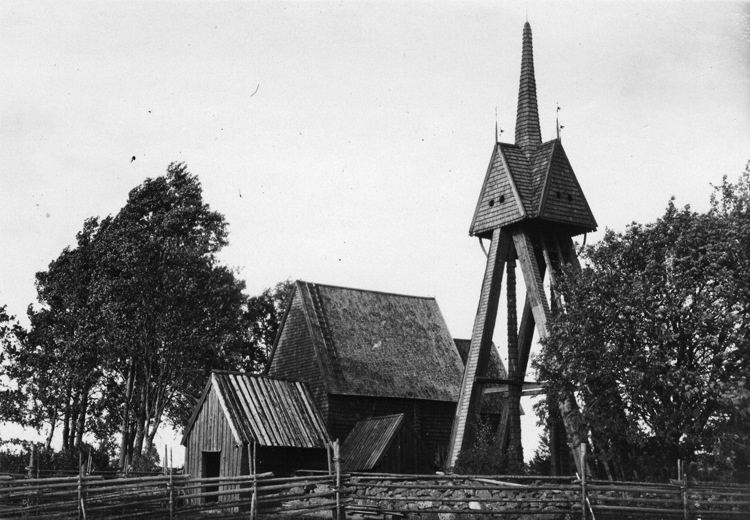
268 282 466 402
340 414 431 472
181 372 330 448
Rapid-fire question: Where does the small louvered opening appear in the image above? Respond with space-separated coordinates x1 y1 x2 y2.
499 195 505 203
568 194 573 202
556 191 561 199
489 199 495 207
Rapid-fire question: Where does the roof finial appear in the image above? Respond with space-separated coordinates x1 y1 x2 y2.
556 104 560 140
495 106 498 142
515 22 542 151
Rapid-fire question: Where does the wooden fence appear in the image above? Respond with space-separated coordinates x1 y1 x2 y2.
0 472 351 519
1 446 748 520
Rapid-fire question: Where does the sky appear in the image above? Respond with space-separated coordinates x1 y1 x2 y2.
1 1 749 467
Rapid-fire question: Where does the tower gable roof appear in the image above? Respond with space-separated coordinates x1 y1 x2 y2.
469 144 527 237
537 141 598 231
469 139 597 237
471 22 597 238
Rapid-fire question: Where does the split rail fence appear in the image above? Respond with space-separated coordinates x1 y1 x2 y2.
1 443 748 519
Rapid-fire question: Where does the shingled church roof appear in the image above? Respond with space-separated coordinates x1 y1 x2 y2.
266 281 466 402
469 22 597 238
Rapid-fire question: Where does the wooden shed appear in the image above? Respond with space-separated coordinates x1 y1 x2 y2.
181 371 330 502
265 281 510 470
341 414 433 474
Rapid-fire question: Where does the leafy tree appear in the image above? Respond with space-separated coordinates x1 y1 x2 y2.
0 305 27 428
452 418 508 474
535 163 750 482
246 280 294 368
5 163 263 466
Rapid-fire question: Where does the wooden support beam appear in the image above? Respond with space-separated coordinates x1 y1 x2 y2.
446 227 511 469
512 230 550 340
482 386 545 397
475 378 543 386
497 255 522 469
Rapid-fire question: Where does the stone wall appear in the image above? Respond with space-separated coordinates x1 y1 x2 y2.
348 477 579 520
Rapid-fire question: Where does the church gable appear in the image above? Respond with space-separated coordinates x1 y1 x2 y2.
266 286 329 415
538 142 597 233
469 144 526 238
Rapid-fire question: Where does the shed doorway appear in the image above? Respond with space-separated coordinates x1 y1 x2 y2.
201 451 221 503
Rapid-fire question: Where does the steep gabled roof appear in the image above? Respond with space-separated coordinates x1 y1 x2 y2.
469 144 527 236
469 139 597 237
453 339 507 380
181 371 330 448
470 22 597 238
267 281 465 402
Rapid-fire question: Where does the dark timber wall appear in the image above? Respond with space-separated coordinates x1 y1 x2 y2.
327 395 455 464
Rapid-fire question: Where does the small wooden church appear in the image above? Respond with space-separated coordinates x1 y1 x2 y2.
265 281 509 470
181 371 330 501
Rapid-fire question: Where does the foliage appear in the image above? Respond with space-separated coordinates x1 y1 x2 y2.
0 305 27 426
245 280 294 369
0 439 111 475
2 163 261 465
526 434 552 476
535 163 750 482
452 419 508 474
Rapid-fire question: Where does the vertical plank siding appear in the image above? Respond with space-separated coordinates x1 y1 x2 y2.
184 387 243 502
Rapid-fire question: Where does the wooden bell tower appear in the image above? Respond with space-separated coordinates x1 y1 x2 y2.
447 22 598 473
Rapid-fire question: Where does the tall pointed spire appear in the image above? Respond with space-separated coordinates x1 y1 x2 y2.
515 22 542 151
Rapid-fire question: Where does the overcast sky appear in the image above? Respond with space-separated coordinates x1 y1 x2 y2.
2 0 749 464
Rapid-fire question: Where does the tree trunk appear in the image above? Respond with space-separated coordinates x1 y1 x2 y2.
61 388 72 451
75 388 89 450
119 358 136 468
68 390 81 452
45 405 58 450
133 381 148 456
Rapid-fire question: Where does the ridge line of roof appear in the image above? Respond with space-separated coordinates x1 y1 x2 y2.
297 280 437 301
536 139 559 216
212 369 311 385
328 390 459 403
497 144 528 219
356 413 406 422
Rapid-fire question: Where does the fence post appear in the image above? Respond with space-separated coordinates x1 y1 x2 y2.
27 446 35 480
580 443 587 520
78 452 83 520
334 439 343 520
251 441 258 520
682 463 689 520
169 449 175 520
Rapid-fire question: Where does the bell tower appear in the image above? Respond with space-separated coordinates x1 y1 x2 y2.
447 22 597 472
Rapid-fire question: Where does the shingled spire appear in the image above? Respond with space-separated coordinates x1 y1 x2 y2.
515 22 542 150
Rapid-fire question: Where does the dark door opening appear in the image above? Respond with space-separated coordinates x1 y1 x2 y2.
202 451 221 503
